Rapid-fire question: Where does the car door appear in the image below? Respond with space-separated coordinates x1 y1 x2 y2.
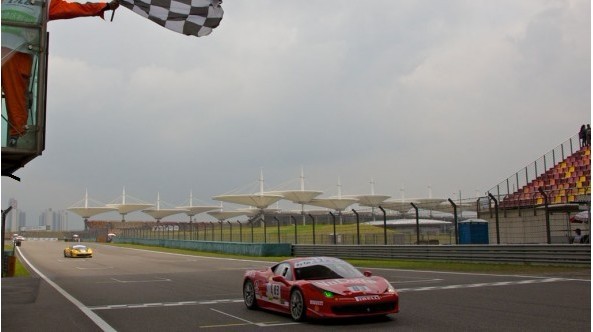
264 263 292 310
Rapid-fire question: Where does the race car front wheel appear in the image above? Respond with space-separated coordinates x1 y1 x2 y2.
243 280 257 309
290 289 306 321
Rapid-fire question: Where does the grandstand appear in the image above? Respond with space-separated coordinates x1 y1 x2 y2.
489 133 591 209
500 145 590 208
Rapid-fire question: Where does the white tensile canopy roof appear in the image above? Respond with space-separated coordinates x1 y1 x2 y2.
212 193 284 209
269 190 323 204
207 210 247 221
353 194 391 207
141 208 190 221
68 190 117 219
307 197 359 211
176 205 220 216
107 187 154 218
107 203 155 215
141 192 189 221
68 206 117 219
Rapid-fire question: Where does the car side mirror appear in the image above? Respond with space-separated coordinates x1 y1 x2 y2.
363 271 373 277
272 275 289 285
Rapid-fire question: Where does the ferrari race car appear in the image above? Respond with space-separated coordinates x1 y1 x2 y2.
63 244 93 258
242 257 399 321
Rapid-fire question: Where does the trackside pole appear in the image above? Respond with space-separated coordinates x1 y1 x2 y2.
488 193 501 244
352 209 360 245
448 199 459 244
329 212 336 245
309 214 316 245
538 187 551 244
379 206 387 245
411 202 420 245
290 216 297 244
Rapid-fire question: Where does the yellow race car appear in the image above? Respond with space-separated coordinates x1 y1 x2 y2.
63 244 93 258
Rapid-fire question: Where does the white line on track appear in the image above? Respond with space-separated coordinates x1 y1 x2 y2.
397 277 568 292
209 308 300 328
89 299 244 310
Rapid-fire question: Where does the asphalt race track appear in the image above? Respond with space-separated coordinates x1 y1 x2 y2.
3 241 590 331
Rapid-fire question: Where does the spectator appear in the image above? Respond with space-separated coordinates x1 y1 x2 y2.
572 228 582 244
579 124 586 147
586 124 591 146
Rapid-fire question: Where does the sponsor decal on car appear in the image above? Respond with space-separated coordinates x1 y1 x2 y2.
313 278 377 287
354 295 380 302
348 285 370 292
294 257 339 268
310 300 324 306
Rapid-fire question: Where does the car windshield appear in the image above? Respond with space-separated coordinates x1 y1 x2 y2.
72 245 87 249
293 258 363 280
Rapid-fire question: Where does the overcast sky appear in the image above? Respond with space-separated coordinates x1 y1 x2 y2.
2 0 591 229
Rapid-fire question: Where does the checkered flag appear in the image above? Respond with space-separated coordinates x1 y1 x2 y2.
119 0 223 37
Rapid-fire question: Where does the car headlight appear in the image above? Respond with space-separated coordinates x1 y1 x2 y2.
386 282 396 293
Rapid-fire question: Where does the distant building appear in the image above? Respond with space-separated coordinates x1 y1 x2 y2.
6 198 26 232
39 208 67 231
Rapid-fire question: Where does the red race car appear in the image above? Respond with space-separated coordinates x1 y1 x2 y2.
242 257 399 321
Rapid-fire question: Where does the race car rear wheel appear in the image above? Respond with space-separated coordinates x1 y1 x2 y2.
243 279 257 309
290 289 306 321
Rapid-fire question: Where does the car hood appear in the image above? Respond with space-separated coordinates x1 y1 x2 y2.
309 277 389 295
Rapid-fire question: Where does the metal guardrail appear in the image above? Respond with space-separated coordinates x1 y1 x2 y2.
292 244 591 265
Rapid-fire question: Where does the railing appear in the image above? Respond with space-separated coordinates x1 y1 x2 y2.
488 133 582 201
292 244 591 265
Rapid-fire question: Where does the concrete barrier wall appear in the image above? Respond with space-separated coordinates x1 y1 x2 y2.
115 238 291 257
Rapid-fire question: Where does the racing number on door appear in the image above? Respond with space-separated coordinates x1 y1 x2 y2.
266 283 281 300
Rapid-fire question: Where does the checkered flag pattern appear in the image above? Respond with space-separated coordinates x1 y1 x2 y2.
120 0 223 37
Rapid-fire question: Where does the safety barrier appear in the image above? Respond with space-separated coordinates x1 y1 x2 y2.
292 244 591 265
115 238 291 257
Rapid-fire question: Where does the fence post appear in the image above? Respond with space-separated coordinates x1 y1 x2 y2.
273 216 280 244
290 215 297 244
352 209 360 245
488 193 500 244
410 202 420 245
538 187 552 244
448 199 459 244
227 221 232 242
329 212 336 245
239 221 242 243
263 216 267 244
309 214 316 245
379 206 387 245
